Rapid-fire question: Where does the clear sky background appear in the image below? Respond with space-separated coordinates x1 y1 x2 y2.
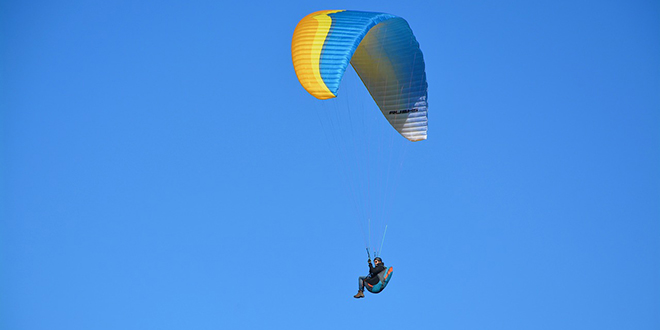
2 0 659 329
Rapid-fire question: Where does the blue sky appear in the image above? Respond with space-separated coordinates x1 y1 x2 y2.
2 0 659 329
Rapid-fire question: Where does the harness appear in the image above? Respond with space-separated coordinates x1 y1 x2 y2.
365 266 394 293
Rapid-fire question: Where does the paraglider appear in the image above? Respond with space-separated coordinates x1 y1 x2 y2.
354 257 393 298
292 10 427 296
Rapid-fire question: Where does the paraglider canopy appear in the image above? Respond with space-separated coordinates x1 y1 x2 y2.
292 10 428 142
